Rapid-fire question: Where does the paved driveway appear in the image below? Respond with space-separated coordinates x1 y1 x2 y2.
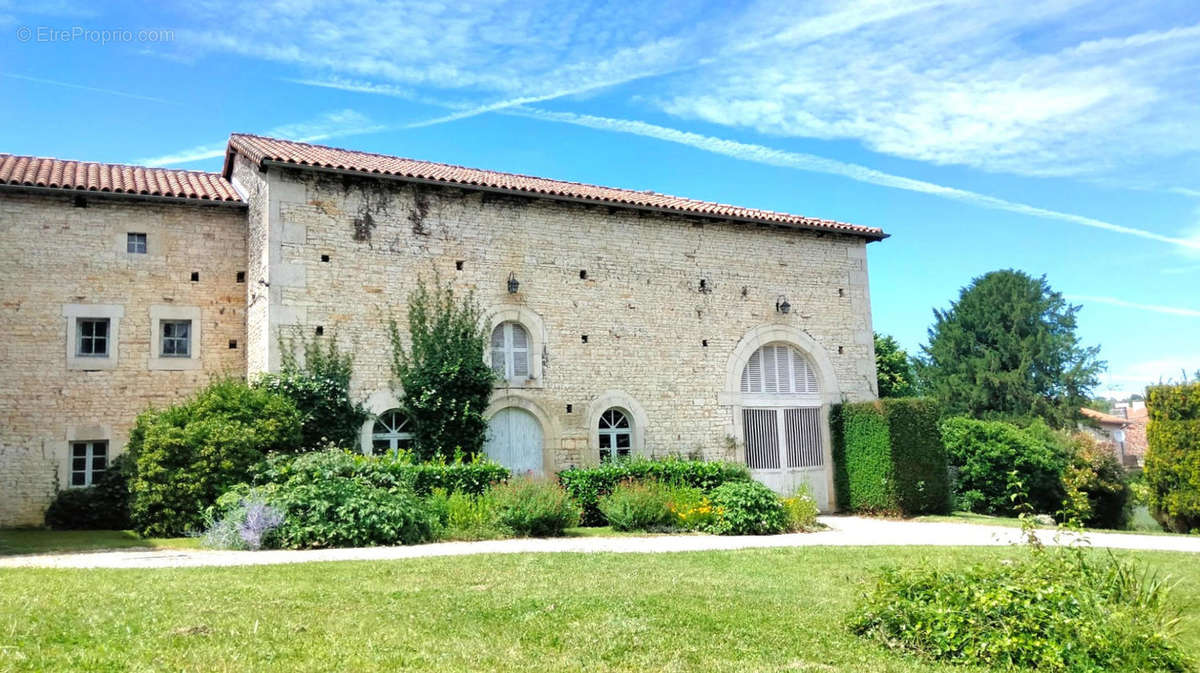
2 516 1197 569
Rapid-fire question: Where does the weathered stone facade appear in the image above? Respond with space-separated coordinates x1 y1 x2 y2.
0 191 247 526
233 158 879 497
0 136 881 525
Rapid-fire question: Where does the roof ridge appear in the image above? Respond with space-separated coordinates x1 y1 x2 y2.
0 152 226 178
227 133 884 237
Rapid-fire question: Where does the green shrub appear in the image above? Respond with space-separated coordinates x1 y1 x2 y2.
253 449 508 496
389 276 495 461
706 481 786 535
1062 432 1130 530
44 454 133 530
490 478 580 537
939 416 1067 515
127 379 303 537
597 480 675 532
830 398 950 515
849 549 1191 672
664 486 718 531
260 331 370 450
215 451 438 549
1144 383 1200 533
781 488 820 532
559 457 750 526
427 490 506 541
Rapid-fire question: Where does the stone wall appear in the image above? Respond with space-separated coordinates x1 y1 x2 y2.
247 166 879 470
0 191 247 526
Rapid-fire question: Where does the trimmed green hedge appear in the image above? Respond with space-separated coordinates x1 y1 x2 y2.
253 450 509 496
831 398 950 515
1145 383 1200 533
939 417 1067 516
558 457 751 526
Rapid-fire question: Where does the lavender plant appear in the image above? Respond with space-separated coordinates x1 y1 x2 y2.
238 500 285 550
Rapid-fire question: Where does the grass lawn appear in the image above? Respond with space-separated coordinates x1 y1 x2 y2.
0 530 200 556
2 546 1198 672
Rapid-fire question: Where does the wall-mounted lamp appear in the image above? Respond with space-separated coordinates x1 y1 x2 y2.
775 295 791 314
507 272 520 294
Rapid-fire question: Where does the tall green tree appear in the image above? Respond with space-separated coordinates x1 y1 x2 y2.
874 332 916 398
917 270 1104 428
389 276 496 460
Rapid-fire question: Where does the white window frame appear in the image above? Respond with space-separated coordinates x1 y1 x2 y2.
371 409 414 455
597 408 633 462
491 322 530 382
586 391 649 465
149 305 202 370
76 318 111 358
481 306 546 388
62 304 123 370
68 440 108 487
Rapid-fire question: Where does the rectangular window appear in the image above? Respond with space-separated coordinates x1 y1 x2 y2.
127 232 147 254
160 320 191 357
70 440 108 487
76 318 110 357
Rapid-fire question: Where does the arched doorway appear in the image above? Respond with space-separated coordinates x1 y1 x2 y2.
725 330 838 511
485 407 544 476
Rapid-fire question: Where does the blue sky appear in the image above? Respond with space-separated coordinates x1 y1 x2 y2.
2 0 1198 397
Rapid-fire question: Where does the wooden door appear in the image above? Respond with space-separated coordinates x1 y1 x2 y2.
485 407 544 476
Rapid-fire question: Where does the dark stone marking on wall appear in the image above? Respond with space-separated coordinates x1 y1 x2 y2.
315 325 324 336
409 186 431 236
236 271 245 283
320 254 330 262
190 271 200 282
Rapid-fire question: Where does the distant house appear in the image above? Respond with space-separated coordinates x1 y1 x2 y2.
1079 406 1143 468
1112 401 1148 468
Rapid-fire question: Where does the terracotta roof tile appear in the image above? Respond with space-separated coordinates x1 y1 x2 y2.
0 153 242 202
224 134 886 239
1081 407 1130 425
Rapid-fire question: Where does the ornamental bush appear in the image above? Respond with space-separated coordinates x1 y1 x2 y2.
830 398 950 515
127 379 303 537
597 480 676 532
1144 383 1200 533
559 457 750 526
939 416 1067 516
489 478 580 537
389 276 495 461
1061 432 1130 530
252 449 508 496
256 331 369 450
44 453 133 530
706 481 786 535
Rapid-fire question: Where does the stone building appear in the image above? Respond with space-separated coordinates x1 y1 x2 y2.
0 134 886 526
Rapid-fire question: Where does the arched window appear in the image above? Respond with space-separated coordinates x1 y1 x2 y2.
491 322 530 381
598 408 632 462
741 343 818 394
739 343 823 471
371 409 413 455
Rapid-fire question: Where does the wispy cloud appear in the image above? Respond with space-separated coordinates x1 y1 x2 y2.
1066 295 1200 318
134 109 384 166
512 107 1200 251
3 73 176 105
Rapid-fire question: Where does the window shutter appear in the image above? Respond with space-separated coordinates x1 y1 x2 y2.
490 325 506 376
762 345 779 394
742 349 761 393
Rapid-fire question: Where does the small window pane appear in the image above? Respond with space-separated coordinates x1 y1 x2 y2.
161 320 191 357
72 443 87 458
599 434 612 449
77 319 109 357
127 232 147 254
71 472 86 487
616 433 631 449
73 457 87 471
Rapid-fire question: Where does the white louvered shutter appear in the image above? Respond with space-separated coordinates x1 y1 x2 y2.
511 323 529 378
490 325 507 377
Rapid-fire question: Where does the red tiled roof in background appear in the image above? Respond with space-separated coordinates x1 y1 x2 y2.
224 134 887 240
1080 407 1130 425
0 153 242 202
1123 406 1148 458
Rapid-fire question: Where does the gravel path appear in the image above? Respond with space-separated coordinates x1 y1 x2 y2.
3 516 1198 569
